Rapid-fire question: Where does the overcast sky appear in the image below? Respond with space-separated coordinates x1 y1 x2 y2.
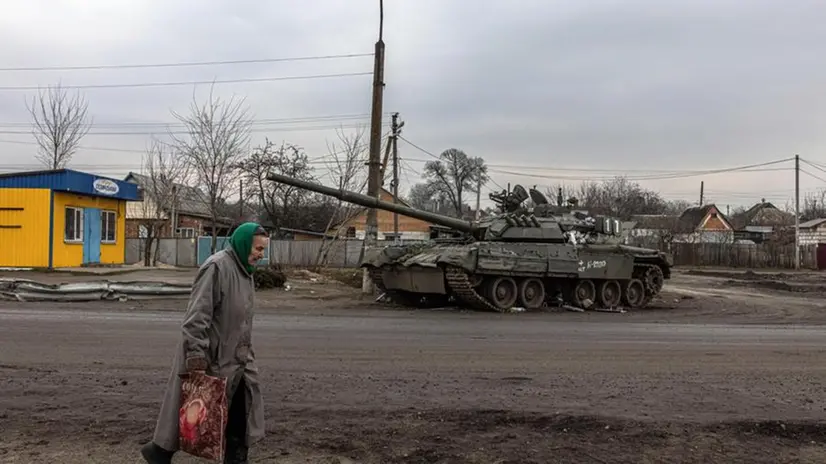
1 0 825 209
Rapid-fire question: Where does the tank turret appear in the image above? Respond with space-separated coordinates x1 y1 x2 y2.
266 173 624 244
267 172 672 314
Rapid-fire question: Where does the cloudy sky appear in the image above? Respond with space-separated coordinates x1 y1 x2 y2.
1 0 825 209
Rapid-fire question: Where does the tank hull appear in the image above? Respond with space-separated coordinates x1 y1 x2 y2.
362 242 671 312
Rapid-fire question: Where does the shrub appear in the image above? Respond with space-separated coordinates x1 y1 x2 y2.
253 264 287 290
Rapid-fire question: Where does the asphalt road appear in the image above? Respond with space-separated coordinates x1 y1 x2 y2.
2 305 825 463
1 306 823 422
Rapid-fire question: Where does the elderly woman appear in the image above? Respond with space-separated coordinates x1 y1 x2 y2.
141 222 270 464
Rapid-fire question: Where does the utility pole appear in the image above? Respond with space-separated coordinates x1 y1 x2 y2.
699 181 704 206
475 177 482 220
795 154 800 270
362 0 386 293
239 179 244 222
390 112 403 241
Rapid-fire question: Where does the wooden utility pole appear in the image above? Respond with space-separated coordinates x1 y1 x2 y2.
362 0 386 293
389 112 403 241
795 154 800 270
238 179 244 221
475 177 482 220
699 181 704 206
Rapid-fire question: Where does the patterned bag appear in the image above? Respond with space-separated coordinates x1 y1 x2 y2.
178 373 228 462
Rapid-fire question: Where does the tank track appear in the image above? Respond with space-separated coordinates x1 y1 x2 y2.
635 263 664 306
444 266 501 312
370 263 665 313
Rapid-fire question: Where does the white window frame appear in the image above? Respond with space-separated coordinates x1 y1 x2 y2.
101 210 117 244
176 227 196 238
65 207 83 243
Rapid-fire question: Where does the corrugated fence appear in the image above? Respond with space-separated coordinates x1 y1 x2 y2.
125 238 821 270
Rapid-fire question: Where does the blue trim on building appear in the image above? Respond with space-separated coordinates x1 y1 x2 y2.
48 190 54 269
0 169 140 201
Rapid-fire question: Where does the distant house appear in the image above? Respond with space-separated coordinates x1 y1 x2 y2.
799 218 826 245
332 187 436 241
674 204 734 243
730 200 793 243
123 172 234 238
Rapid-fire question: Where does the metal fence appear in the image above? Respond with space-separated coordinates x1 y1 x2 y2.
124 238 420 268
125 237 821 270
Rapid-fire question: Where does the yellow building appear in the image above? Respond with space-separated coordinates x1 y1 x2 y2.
0 169 141 268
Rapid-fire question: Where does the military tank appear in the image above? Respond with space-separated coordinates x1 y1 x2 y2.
267 173 673 312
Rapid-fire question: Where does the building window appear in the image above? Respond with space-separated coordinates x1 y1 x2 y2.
102 210 117 243
176 227 196 238
65 207 83 242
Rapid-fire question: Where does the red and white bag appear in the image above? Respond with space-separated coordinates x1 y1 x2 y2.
178 373 228 462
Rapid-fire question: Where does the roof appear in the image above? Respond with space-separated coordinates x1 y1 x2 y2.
678 204 733 231
731 201 792 229
0 168 140 201
331 187 430 229
799 218 826 229
124 172 211 218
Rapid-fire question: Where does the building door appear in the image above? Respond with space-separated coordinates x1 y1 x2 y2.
83 207 102 264
817 244 826 270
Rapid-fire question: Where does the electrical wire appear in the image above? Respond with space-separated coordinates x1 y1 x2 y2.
0 53 373 72
0 122 388 136
801 158 826 176
0 71 372 91
0 113 380 128
397 135 795 181
800 168 826 184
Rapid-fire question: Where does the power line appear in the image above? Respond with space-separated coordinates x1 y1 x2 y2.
0 53 373 72
0 113 378 128
397 135 795 181
800 158 826 176
0 129 391 156
0 122 388 136
800 168 826 184
0 71 371 91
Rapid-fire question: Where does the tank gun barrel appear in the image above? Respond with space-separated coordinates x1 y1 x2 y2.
266 172 477 233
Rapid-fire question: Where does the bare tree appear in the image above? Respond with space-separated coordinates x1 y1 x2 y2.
544 177 673 219
136 140 189 266
238 138 316 230
422 148 488 217
26 83 92 169
314 127 369 267
169 86 252 252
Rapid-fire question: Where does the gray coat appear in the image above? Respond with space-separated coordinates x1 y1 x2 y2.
152 248 265 451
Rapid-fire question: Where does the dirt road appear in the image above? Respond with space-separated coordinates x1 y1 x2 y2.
2 269 825 464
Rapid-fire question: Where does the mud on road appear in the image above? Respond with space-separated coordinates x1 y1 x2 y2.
0 267 825 463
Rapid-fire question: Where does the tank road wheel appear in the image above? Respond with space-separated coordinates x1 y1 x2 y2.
517 278 545 310
485 276 518 311
622 279 646 308
573 280 596 309
597 280 622 308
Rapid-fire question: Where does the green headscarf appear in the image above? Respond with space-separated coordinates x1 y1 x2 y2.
228 222 264 274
